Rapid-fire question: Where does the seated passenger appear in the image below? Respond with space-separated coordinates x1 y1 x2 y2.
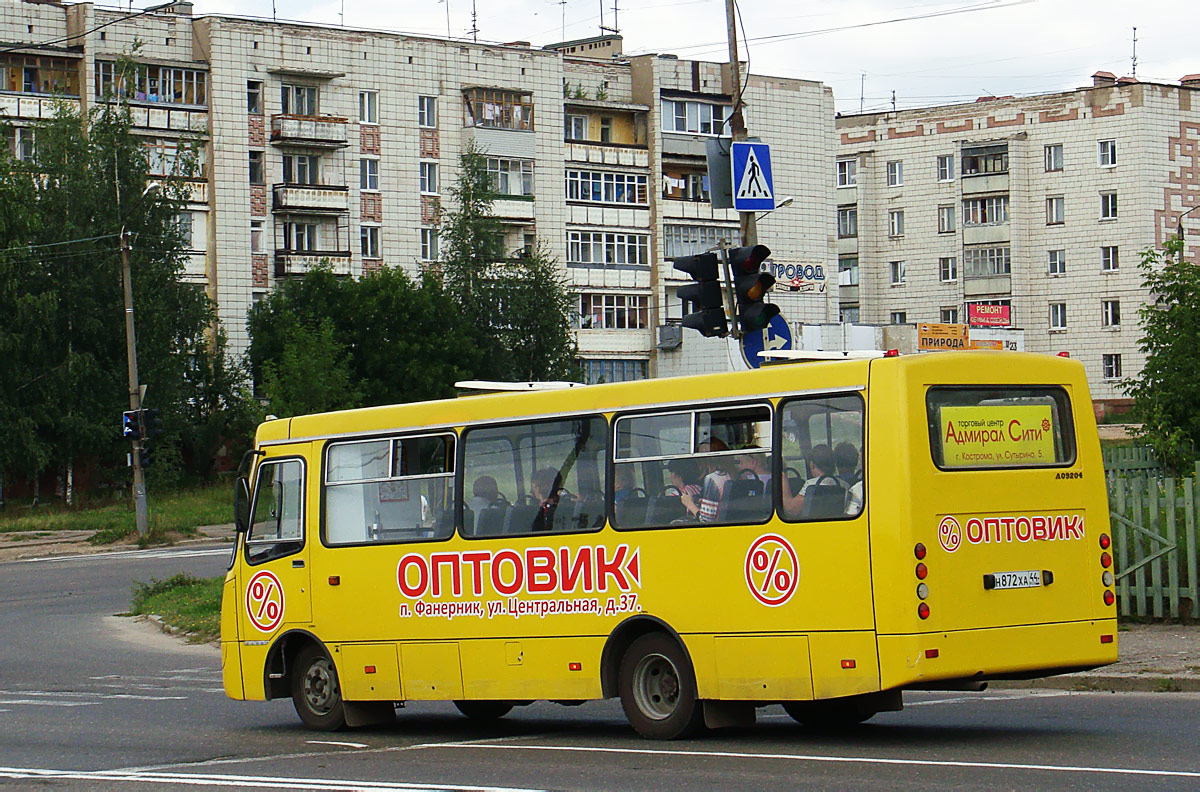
530 467 564 532
468 475 502 513
613 467 637 503
694 439 732 523
781 444 846 518
834 441 862 486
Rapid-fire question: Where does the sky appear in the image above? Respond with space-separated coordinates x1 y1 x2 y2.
180 0 1195 114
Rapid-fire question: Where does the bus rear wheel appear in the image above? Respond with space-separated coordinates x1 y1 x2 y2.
292 645 346 731
454 700 514 720
783 697 877 729
618 633 704 740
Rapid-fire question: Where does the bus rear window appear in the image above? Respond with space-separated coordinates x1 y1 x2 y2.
927 386 1075 470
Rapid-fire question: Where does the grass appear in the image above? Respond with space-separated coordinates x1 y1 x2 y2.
0 482 232 546
130 573 224 644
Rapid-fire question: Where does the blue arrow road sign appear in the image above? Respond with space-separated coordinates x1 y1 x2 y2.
731 141 775 212
740 313 792 369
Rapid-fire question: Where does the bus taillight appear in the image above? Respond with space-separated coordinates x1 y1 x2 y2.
915 562 928 580
916 583 929 600
1102 571 1114 587
1103 590 1115 606
918 602 930 619
1100 552 1112 569
914 543 927 560
1099 533 1111 550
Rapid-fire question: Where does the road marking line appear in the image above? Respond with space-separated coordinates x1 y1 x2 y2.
905 691 1074 707
431 743 1200 780
0 766 542 791
306 740 368 749
0 699 96 707
9 546 231 564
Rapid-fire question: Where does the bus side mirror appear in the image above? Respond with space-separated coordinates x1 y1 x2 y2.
234 477 251 533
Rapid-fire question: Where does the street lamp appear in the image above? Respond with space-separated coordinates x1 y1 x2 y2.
1177 204 1200 264
121 181 161 537
755 195 794 223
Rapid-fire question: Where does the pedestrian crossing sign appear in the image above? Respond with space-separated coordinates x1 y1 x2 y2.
731 141 775 211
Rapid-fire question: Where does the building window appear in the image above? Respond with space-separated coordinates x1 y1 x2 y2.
580 358 648 384
283 154 319 185
836 159 857 187
889 260 906 285
1098 139 1117 167
1046 196 1065 225
886 160 903 187
4 126 35 161
937 154 955 182
962 143 1008 175
565 114 587 140
1048 249 1066 275
888 210 905 237
418 95 437 128
1102 354 1122 380
94 60 203 105
1049 302 1067 330
567 230 650 266
938 205 955 233
247 80 263 114
840 305 860 323
1044 143 1063 172
360 225 380 258
838 256 859 286
464 87 533 130
662 169 710 202
284 221 317 251
145 139 185 177
173 211 194 248
248 150 264 184
962 195 1009 225
941 307 959 324
1102 299 1121 327
565 169 648 205
420 228 439 261
663 225 736 259
359 158 379 191
578 293 649 330
9 53 80 96
281 83 318 115
939 256 958 282
964 246 1011 277
419 161 438 194
488 158 534 197
359 90 378 124
250 219 263 253
1102 246 1120 271
599 116 613 143
890 311 908 324
660 98 728 135
837 206 858 238
1100 192 1118 220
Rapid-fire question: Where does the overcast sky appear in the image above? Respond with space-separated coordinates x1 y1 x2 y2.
183 0 1194 114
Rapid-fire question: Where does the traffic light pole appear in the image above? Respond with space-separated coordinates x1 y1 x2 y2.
725 0 758 249
121 230 149 537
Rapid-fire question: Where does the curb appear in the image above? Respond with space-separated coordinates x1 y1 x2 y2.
993 676 1200 693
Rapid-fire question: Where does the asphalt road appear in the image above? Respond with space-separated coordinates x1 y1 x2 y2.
1 546 1198 791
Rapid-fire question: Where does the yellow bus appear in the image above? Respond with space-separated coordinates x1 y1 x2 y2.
221 351 1117 739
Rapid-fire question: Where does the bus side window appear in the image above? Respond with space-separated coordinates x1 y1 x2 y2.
247 459 304 563
778 394 864 522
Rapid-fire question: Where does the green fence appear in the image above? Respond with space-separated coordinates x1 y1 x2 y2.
1106 456 1200 619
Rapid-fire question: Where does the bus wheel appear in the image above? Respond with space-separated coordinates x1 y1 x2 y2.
292 645 346 731
618 633 704 740
783 698 877 729
453 700 514 720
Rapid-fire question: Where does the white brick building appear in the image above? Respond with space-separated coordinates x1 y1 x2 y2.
1 2 837 383
835 73 1200 405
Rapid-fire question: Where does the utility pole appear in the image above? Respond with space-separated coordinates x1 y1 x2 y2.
121 229 149 537
724 0 757 247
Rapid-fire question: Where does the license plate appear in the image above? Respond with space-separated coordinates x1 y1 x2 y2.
984 569 1042 590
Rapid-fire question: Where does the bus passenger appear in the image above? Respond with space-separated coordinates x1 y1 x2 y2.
468 475 501 513
735 448 772 486
781 444 845 518
834 442 862 486
613 467 637 503
531 467 563 532
694 439 732 522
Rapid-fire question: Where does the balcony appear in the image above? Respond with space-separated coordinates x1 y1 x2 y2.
271 114 349 148
274 250 352 277
272 184 349 214
961 173 1009 195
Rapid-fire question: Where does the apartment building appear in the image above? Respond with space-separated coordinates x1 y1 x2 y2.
1 1 837 383
835 73 1200 404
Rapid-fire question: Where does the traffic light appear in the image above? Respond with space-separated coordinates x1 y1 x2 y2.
122 410 141 440
729 244 779 332
139 447 153 469
673 252 728 338
143 408 163 439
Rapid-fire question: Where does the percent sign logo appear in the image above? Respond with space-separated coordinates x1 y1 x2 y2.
246 570 286 632
744 534 799 606
938 516 962 553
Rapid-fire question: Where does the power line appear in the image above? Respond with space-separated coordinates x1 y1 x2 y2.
0 2 180 57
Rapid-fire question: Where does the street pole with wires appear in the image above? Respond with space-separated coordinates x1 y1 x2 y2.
725 0 757 248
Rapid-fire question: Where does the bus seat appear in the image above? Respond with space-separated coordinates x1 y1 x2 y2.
434 509 455 536
645 494 685 525
614 496 647 528
503 504 541 534
474 505 507 537
564 499 605 531
801 476 848 520
717 478 768 523
461 505 475 535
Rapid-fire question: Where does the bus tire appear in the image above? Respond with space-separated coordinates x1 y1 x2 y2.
618 633 704 740
291 645 346 731
453 700 514 720
782 697 877 729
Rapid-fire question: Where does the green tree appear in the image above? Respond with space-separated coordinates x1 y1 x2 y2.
262 320 362 417
440 142 576 382
1125 236 1200 471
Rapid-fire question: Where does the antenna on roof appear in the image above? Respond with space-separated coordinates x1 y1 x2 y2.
1131 26 1138 78
468 0 479 42
600 0 619 35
